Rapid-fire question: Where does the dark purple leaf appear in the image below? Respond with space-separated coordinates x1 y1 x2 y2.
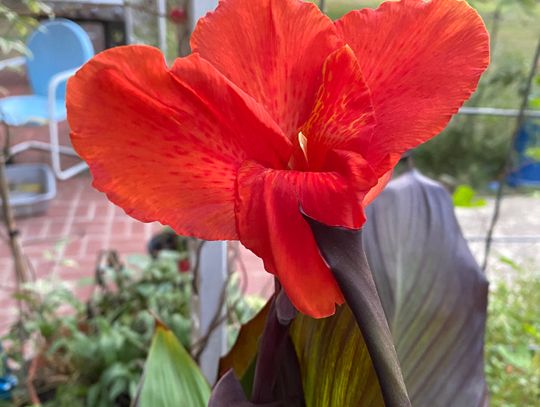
216 297 304 407
363 170 489 406
209 370 282 407
251 298 304 406
275 288 298 325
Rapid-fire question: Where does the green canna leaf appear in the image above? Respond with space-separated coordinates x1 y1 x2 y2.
290 305 386 407
134 321 210 407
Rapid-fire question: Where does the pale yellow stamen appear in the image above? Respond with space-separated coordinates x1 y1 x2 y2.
298 131 308 161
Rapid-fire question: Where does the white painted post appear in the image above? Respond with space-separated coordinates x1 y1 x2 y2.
157 0 167 55
189 0 224 386
197 241 228 384
124 1 134 44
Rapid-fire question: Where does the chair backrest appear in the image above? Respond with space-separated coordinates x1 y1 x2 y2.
26 19 94 100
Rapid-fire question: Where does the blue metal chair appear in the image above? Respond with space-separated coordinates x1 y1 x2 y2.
0 19 94 180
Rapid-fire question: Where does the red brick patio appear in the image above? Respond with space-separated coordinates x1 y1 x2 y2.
0 68 272 332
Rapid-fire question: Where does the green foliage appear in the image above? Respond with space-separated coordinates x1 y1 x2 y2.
530 74 540 108
0 0 53 56
2 251 261 406
225 273 266 348
485 264 540 406
452 185 487 207
135 323 210 407
525 146 540 161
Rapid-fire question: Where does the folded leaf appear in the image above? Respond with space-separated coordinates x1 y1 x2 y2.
209 370 282 407
134 321 210 407
363 170 489 406
250 299 304 406
305 215 410 407
216 298 304 406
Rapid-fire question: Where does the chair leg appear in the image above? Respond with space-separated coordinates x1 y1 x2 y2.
55 161 88 181
48 117 87 180
9 140 79 156
2 123 11 161
49 116 62 176
3 119 88 180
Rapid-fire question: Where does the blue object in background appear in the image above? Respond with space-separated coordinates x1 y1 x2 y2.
0 19 93 126
0 19 94 180
26 20 93 102
0 375 17 401
507 121 540 187
0 343 17 401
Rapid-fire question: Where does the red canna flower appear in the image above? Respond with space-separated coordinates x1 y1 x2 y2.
67 0 489 318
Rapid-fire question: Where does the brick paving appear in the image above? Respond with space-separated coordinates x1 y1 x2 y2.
0 69 272 332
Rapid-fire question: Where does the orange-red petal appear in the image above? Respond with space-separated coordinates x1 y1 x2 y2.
191 0 342 138
235 161 373 318
67 45 291 240
336 0 490 174
302 45 376 172
363 169 393 206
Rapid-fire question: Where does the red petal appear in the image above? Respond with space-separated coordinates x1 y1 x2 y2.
323 149 379 208
363 169 393 206
191 0 342 138
336 0 489 173
236 161 370 318
67 45 290 240
302 45 376 171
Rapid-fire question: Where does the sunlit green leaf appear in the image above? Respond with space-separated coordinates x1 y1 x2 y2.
290 305 385 407
452 184 487 207
525 146 540 161
135 322 210 407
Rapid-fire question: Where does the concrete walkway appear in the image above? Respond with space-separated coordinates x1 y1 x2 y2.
456 195 540 282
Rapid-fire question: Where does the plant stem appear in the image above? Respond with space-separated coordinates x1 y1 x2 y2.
0 126 31 360
0 138 30 286
488 3 502 58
